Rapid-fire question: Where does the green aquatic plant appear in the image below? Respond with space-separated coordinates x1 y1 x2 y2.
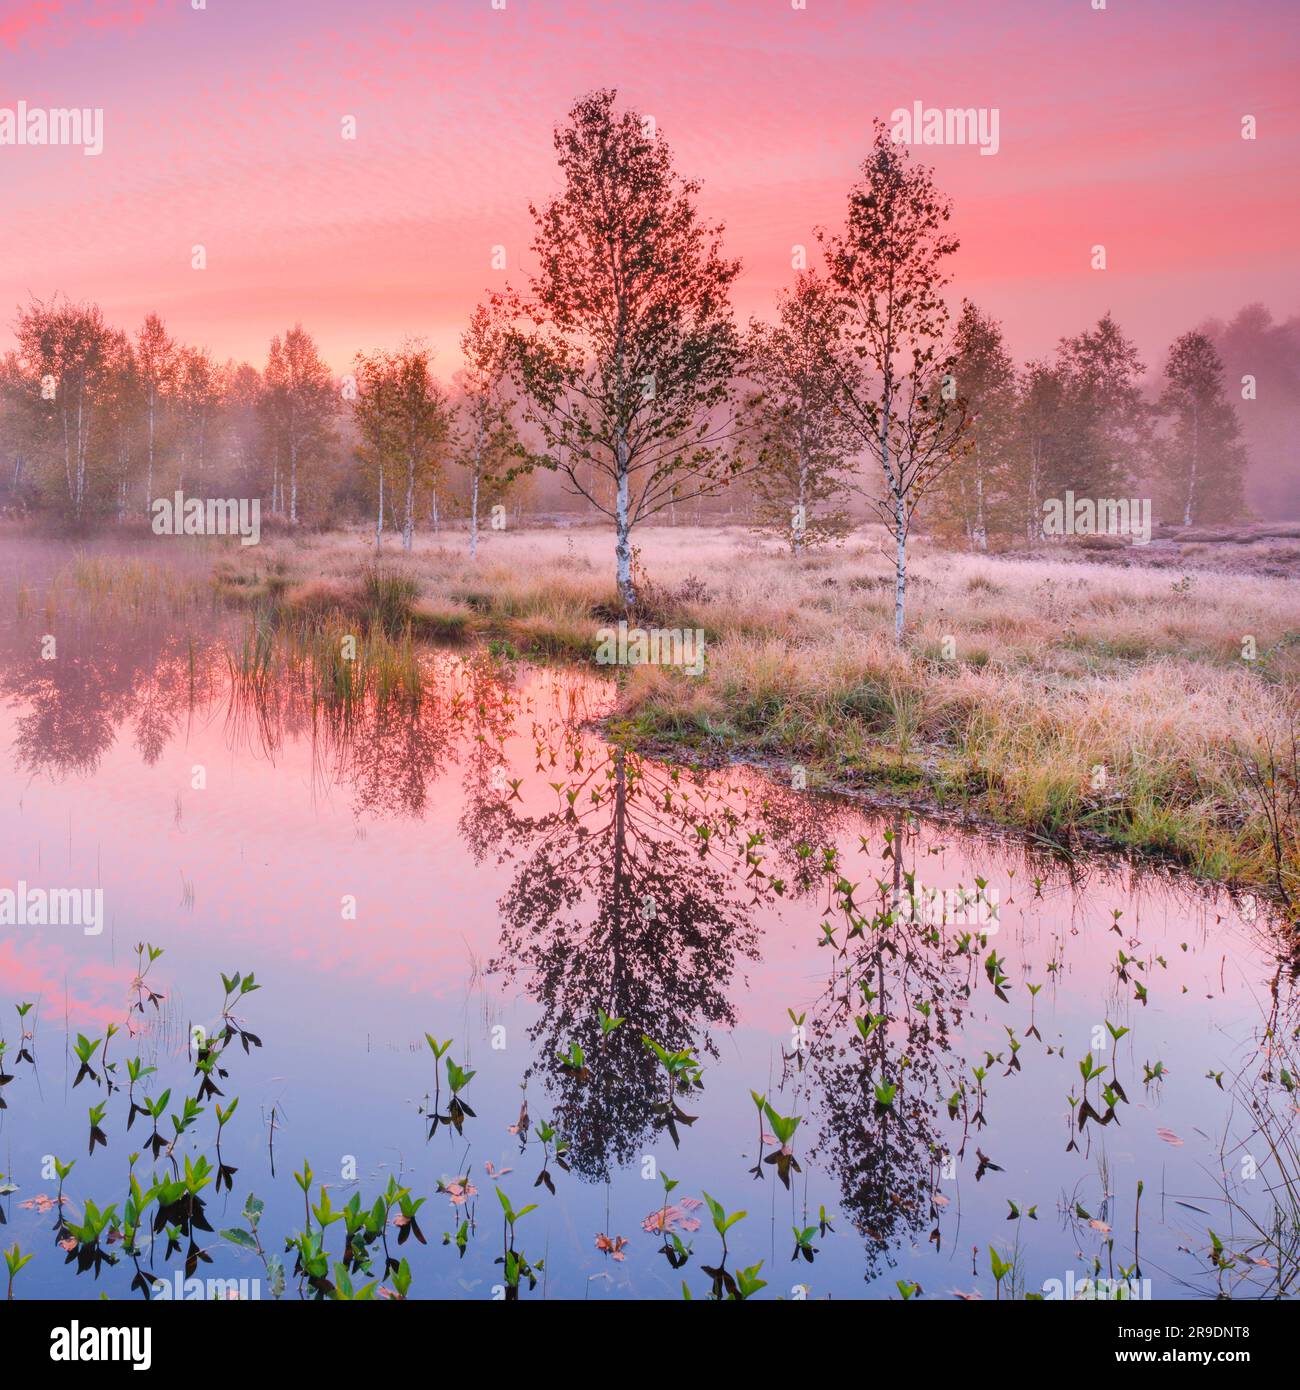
87 1102 108 1155
118 1165 153 1296
169 1094 205 1145
984 948 1010 1002
369 1176 416 1276
597 1008 625 1037
293 1159 314 1231
1104 1020 1130 1103
338 1191 388 1273
71 1033 101 1089
153 1155 215 1278
699 1192 753 1300
422 1034 452 1116
130 943 166 1017
100 1024 121 1092
556 1040 589 1081
444 1057 477 1135
989 1245 1012 1299
330 1262 379 1300
5 1242 34 1300
394 1188 428 1248
747 1091 766 1179
855 1012 886 1041
63 1197 119 1278
1077 1052 1114 1130
142 1091 171 1160
642 1036 704 1148
652 1171 693 1269
125 1057 158 1131
311 1185 345 1236
495 1188 542 1299
287 1228 333 1298
381 1257 414 1300
761 1101 802 1189
14 1003 35 1065
221 1194 286 1298
422 1040 477 1137
792 1224 819 1264
216 971 263 1053
214 1097 239 1193
533 1120 570 1196
50 1157 74 1235
1003 1025 1022 1075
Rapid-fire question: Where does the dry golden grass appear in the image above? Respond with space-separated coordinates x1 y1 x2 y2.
224 521 1299 897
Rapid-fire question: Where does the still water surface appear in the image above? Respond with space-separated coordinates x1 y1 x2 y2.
0 547 1292 1300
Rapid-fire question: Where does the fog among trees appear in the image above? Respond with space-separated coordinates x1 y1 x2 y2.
1 92 1291 573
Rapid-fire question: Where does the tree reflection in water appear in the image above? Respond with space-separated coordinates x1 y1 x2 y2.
5 591 1293 1291
801 816 972 1282
468 741 766 1178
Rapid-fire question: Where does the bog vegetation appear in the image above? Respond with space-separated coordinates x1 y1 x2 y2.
2 88 1295 901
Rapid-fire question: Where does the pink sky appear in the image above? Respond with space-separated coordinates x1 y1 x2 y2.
0 0 1296 377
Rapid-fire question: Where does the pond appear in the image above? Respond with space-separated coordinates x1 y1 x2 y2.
0 545 1294 1301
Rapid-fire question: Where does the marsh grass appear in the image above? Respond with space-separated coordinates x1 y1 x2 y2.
23 551 216 619
1208 1065 1300 1297
38 523 1299 897
358 566 421 634
228 605 423 714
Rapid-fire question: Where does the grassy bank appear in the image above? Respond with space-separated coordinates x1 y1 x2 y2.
54 521 1300 903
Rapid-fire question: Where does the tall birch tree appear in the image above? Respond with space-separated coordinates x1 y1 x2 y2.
505 89 743 611
818 120 966 642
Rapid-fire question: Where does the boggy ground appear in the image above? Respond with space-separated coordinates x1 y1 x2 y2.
44 518 1300 904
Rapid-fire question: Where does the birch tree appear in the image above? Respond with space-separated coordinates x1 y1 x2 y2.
390 343 450 552
929 301 1018 549
175 346 220 497
135 313 176 513
352 349 400 551
1013 361 1065 543
220 362 264 501
742 272 858 553
263 325 334 525
99 330 140 518
457 303 517 560
16 297 113 521
1157 329 1247 525
1051 313 1148 501
818 120 966 643
505 89 743 611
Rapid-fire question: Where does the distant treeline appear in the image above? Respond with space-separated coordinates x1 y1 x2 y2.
1 95 1295 555
3 296 1286 540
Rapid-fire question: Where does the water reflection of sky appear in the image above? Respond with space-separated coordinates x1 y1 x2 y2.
0 564 1292 1300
